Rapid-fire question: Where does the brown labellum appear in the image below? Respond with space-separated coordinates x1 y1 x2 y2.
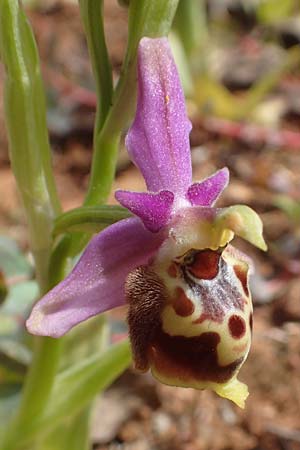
126 244 253 407
126 266 165 372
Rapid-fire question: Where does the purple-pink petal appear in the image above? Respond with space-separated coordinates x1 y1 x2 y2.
115 189 174 233
126 37 192 196
26 218 165 338
186 168 229 207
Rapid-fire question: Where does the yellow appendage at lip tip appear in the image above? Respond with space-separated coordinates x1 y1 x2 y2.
214 377 249 409
127 226 254 410
150 365 249 409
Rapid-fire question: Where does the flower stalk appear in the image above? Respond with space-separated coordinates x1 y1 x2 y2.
78 0 113 134
0 1 182 449
0 2 63 449
84 0 180 206
174 0 207 58
0 0 60 291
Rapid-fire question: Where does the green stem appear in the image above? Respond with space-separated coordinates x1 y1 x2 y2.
85 130 120 205
3 0 177 450
174 0 207 58
78 0 113 132
54 0 180 293
1 340 63 450
17 340 131 447
0 2 63 449
53 205 131 236
0 3 180 449
78 0 118 206
85 0 180 206
0 0 61 289
1 248 70 450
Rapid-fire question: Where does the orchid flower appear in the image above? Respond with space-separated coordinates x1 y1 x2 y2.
27 37 266 408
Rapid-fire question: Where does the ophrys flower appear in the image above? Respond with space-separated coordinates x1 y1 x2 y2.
27 37 266 408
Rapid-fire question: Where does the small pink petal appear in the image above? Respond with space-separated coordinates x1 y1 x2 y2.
126 37 192 195
187 168 229 206
115 190 174 233
26 218 165 338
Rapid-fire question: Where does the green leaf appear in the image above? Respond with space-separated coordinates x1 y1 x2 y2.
0 280 37 384
0 0 61 293
35 407 91 450
61 314 109 371
18 339 132 446
0 236 32 279
1 280 38 318
34 315 110 450
169 32 193 96
174 0 207 58
53 205 132 236
0 280 38 341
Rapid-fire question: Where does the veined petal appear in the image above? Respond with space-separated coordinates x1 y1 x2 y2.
26 218 165 338
126 37 192 195
187 168 229 206
115 189 174 233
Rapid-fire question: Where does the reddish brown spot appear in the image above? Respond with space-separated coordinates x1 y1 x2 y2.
167 263 178 278
187 250 220 280
229 315 246 339
173 287 195 317
233 264 249 297
149 330 243 384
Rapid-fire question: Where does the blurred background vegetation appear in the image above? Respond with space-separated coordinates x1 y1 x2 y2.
0 1 300 449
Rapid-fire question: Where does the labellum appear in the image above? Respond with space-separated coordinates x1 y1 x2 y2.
126 242 252 408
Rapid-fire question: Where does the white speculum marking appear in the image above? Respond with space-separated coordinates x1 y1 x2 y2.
154 246 252 367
